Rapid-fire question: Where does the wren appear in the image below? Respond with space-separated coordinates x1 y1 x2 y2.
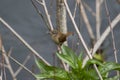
50 30 72 46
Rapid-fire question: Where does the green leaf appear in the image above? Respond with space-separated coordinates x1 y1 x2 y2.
35 58 59 72
82 70 98 80
84 59 103 69
104 75 120 80
35 58 48 72
35 59 69 79
57 45 79 69
35 67 69 80
77 52 83 69
99 62 120 75
35 46 120 80
56 52 75 68
78 52 83 62
69 69 98 80
61 45 78 62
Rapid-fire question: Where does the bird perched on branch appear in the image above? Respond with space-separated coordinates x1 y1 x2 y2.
50 30 73 46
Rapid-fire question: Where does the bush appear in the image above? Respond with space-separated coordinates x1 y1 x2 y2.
35 45 120 80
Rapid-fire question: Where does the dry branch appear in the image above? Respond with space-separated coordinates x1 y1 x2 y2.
96 0 103 40
104 0 119 78
78 0 95 40
0 17 50 66
63 0 103 79
36 0 54 31
83 14 120 67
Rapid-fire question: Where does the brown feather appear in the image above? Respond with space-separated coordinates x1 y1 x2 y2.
50 30 73 45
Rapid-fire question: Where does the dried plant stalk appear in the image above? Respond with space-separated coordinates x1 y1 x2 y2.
78 0 95 40
104 0 119 78
96 0 101 40
63 0 103 79
83 14 120 67
0 17 50 66
36 0 54 31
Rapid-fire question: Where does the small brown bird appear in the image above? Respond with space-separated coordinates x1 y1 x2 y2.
50 30 73 45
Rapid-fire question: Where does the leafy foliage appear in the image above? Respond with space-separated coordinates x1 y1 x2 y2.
35 45 120 80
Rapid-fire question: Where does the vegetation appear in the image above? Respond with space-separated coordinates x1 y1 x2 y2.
35 45 120 80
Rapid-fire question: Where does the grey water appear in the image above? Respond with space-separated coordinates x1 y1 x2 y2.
0 0 120 80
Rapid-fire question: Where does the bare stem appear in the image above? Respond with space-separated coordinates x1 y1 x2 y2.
2 46 17 80
92 14 120 56
83 2 96 17
104 0 119 78
64 0 92 59
83 14 120 67
14 54 31 76
73 1 78 18
96 0 102 40
31 0 51 31
9 55 36 78
64 0 103 79
78 0 95 40
36 0 54 31
0 17 50 66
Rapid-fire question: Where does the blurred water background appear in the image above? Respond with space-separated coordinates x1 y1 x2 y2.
0 0 120 80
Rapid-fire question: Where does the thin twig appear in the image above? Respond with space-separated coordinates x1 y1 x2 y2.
0 54 5 80
63 1 103 79
104 0 119 78
0 35 16 80
96 0 103 40
14 54 31 76
9 55 36 78
73 1 78 18
96 0 101 40
0 63 7 68
83 14 120 66
0 17 50 66
83 2 96 17
0 73 2 80
78 0 95 40
92 14 120 56
104 0 118 63
0 34 3 80
64 0 92 59
31 0 51 31
2 46 17 80
36 0 54 31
